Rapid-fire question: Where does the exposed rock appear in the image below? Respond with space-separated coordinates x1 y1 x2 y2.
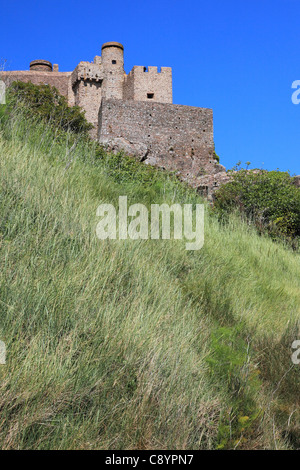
293 175 300 187
101 137 149 161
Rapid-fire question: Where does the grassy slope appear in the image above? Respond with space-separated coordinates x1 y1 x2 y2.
0 115 299 449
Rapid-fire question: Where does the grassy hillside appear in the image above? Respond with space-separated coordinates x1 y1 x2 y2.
0 110 299 449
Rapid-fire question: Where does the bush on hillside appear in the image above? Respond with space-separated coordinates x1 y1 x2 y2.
6 81 93 135
214 167 300 243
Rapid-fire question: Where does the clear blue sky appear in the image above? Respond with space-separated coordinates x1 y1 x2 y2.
1 0 300 174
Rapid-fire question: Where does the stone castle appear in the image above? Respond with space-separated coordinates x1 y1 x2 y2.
2 41 229 194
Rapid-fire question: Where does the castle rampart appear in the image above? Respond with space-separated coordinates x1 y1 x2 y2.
99 98 221 181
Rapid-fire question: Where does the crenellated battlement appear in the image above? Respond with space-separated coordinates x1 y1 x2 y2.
129 65 172 75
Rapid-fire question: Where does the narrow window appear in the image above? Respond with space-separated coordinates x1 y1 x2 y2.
147 93 154 99
112 60 117 64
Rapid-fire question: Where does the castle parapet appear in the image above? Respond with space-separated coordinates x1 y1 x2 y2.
71 62 104 88
123 65 172 103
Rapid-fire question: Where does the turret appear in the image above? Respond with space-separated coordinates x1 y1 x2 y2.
101 42 124 99
30 60 52 72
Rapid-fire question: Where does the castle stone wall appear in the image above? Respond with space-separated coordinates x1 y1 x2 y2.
0 71 71 100
123 70 134 100
99 98 221 180
73 80 102 138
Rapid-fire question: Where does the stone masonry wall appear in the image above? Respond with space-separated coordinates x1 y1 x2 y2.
71 60 104 136
99 98 223 181
73 80 102 138
0 71 71 101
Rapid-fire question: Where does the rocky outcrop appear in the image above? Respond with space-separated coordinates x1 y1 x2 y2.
101 137 149 161
293 175 300 187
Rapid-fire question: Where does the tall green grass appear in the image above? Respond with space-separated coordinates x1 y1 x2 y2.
0 112 299 449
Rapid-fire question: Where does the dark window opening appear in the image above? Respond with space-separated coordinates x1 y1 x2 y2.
147 93 154 99
143 67 148 72
112 60 117 64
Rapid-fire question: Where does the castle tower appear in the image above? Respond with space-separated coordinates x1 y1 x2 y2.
101 42 124 99
30 60 53 72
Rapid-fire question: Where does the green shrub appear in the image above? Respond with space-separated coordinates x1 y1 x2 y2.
214 167 300 243
213 150 220 163
6 81 93 136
